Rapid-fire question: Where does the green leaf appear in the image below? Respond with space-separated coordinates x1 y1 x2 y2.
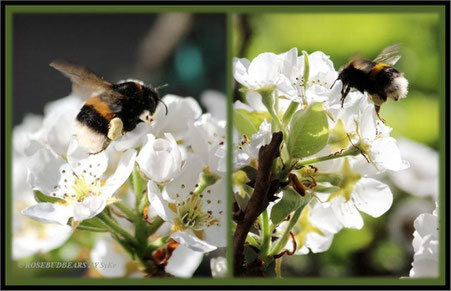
238 165 258 181
34 191 64 203
270 188 310 225
287 103 329 159
233 109 269 137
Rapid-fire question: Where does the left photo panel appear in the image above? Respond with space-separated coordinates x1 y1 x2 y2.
11 13 228 278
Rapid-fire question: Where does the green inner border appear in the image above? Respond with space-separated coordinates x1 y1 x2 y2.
4 4 448 287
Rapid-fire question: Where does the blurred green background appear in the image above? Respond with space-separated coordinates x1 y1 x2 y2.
233 12 443 278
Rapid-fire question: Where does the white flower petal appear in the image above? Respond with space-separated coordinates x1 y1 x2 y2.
309 202 343 234
305 232 334 253
330 196 363 229
22 203 74 225
114 123 149 151
247 52 280 86
151 95 202 140
371 136 410 172
147 180 175 222
26 147 67 196
102 149 137 198
165 244 203 278
233 57 251 86
352 177 393 218
73 195 107 222
170 231 217 253
165 156 203 200
245 91 267 112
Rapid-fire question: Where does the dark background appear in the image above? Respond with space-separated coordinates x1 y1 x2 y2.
13 13 226 125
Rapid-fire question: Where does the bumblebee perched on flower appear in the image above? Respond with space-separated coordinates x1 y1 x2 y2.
332 44 409 122
50 60 167 154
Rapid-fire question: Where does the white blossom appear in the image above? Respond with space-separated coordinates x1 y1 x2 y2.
409 204 439 278
210 256 228 278
23 141 136 225
136 133 183 184
147 157 226 252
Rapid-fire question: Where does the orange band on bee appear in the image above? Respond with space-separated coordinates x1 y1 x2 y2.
85 96 115 121
134 82 143 94
370 63 390 78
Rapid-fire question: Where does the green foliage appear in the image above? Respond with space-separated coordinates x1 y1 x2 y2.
34 191 64 203
270 188 310 225
233 109 269 137
330 227 374 260
287 103 329 159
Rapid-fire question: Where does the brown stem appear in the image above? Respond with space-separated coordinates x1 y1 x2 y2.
233 131 283 276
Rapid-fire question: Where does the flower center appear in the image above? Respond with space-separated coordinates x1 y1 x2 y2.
178 195 211 231
71 175 101 202
327 158 361 202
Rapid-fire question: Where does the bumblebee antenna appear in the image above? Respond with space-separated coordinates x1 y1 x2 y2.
155 83 168 91
152 83 169 116
159 99 168 116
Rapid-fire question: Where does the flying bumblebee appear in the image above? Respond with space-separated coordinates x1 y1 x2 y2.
50 60 167 154
332 44 409 122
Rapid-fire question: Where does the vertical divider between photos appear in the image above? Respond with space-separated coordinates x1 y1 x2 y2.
226 11 234 280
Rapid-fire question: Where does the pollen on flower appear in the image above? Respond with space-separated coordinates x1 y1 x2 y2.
173 194 220 232
69 175 102 203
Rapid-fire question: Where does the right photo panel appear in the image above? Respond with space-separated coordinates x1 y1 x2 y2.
231 11 442 279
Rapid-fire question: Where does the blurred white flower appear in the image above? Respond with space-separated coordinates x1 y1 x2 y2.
210 256 228 278
388 199 435 248
90 235 141 278
409 204 439 278
13 153 72 259
13 114 43 156
390 138 438 198
24 95 84 156
23 141 136 225
200 90 227 121
136 133 183 184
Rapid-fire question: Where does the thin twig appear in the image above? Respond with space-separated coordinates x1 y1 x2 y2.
233 131 283 276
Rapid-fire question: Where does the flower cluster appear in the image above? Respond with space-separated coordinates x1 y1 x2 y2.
14 90 227 277
409 203 439 278
232 47 410 272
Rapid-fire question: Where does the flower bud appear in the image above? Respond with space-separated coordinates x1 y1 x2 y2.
137 133 183 184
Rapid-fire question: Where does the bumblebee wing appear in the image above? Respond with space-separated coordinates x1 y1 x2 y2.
373 44 401 66
96 90 124 113
352 58 374 74
50 60 112 99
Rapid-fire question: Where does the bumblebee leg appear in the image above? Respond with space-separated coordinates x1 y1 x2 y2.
89 139 111 155
341 85 350 108
107 117 124 140
375 105 386 123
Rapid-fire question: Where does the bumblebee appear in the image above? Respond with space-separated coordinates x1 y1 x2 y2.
333 44 408 121
50 60 167 154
